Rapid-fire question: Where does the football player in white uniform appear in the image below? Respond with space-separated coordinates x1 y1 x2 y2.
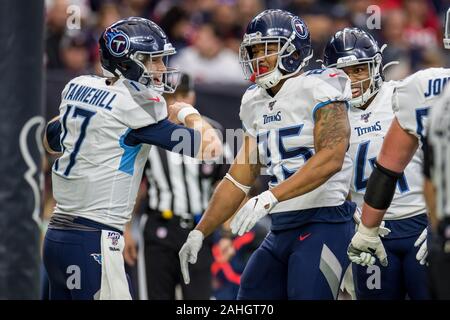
179 9 356 300
347 15 450 282
42 17 221 300
422 8 450 299
324 28 430 299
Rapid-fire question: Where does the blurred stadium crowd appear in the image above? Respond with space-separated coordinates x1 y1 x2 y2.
45 0 450 85
42 0 450 299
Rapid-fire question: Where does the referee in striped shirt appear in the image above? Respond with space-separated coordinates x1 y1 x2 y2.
124 74 231 299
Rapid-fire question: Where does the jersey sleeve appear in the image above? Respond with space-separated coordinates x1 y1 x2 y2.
391 72 425 140
308 68 352 120
239 85 259 137
111 79 168 129
392 68 450 143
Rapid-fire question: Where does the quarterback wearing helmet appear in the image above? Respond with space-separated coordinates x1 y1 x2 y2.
42 17 221 300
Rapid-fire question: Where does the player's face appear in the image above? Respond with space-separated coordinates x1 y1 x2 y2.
342 64 370 98
250 43 279 75
137 54 167 85
147 56 167 85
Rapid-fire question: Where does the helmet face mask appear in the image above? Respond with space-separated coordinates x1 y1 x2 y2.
130 46 180 93
240 35 290 88
333 55 383 108
99 17 180 93
239 10 313 90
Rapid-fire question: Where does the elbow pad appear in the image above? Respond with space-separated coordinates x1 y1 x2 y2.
364 161 403 210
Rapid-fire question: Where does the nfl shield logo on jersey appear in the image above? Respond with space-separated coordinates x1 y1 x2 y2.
107 231 121 246
268 100 276 111
361 112 371 123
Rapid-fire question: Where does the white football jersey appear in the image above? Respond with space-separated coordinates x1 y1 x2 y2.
240 68 353 213
393 67 450 146
52 75 167 230
348 81 426 220
428 84 450 220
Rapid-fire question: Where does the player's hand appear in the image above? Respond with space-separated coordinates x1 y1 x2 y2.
353 209 391 237
347 223 388 267
123 228 138 266
230 190 278 236
168 102 197 124
179 229 204 285
414 228 428 265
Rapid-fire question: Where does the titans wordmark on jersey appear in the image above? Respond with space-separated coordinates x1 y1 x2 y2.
348 81 426 220
52 75 167 231
393 67 450 146
240 68 352 213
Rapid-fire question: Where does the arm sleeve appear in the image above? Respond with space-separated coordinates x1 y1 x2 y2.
422 135 433 179
125 118 201 157
45 120 62 153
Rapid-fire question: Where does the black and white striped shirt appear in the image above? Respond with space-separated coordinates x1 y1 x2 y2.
144 119 230 218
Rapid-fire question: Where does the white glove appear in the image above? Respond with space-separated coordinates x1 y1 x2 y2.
230 190 278 236
179 230 204 284
353 210 391 238
414 228 428 265
347 223 388 267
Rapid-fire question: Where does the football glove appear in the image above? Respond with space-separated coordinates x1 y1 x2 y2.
348 223 388 267
230 190 278 236
179 230 204 284
414 228 428 265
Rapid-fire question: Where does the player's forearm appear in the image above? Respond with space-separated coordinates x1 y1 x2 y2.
360 203 386 228
271 147 345 202
196 159 260 237
184 114 223 160
195 179 247 237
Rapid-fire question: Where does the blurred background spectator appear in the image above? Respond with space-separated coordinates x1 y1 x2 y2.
44 0 450 97
172 22 246 84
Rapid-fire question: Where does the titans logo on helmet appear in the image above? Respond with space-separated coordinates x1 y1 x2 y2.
291 17 308 39
104 28 130 57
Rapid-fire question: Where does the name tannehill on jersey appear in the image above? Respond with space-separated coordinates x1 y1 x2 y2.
52 75 167 231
